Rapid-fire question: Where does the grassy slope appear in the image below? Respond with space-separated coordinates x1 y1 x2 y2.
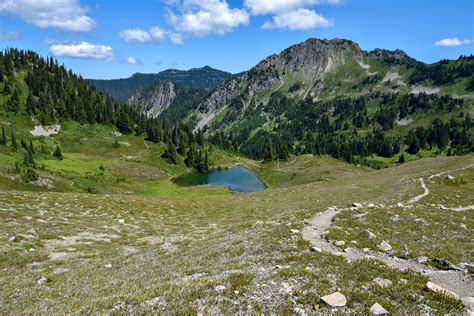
0 152 472 313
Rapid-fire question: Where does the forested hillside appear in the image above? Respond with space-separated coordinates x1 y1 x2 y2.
0 49 221 182
88 66 233 101
191 39 473 166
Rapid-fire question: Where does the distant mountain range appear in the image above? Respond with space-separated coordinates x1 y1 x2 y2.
88 66 233 101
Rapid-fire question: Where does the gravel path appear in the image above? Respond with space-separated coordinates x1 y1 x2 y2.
301 167 474 310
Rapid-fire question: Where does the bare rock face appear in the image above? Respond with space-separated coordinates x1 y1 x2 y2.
126 80 176 118
194 38 363 131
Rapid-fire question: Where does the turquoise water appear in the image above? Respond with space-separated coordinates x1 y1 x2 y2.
173 166 267 193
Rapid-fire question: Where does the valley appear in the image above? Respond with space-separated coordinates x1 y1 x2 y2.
0 37 472 314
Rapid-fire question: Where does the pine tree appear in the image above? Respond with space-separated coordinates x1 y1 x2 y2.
53 145 63 160
6 88 21 113
11 131 17 151
0 126 6 145
164 141 178 164
397 153 406 164
185 143 196 168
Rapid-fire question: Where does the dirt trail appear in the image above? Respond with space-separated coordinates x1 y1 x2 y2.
301 166 474 310
409 178 429 204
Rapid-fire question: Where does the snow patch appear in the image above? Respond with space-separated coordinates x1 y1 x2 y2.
30 125 61 137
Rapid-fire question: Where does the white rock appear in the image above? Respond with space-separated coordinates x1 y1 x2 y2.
214 285 226 292
426 281 459 299
398 279 408 285
368 203 375 208
310 246 322 253
104 264 113 269
352 203 363 209
460 223 467 230
373 278 392 288
446 175 454 181
36 276 47 285
370 302 389 314
417 256 428 264
378 241 392 252
363 229 376 239
335 240 345 246
290 229 300 234
321 291 347 307
118 219 125 224
281 282 294 295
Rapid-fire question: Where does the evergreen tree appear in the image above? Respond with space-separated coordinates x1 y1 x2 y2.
163 141 178 164
6 88 21 112
53 145 63 160
11 131 17 151
397 153 406 164
0 126 6 145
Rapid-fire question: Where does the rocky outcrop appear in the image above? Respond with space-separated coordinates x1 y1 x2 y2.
126 80 176 118
194 38 364 131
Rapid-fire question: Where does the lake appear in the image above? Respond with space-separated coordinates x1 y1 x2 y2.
173 166 267 193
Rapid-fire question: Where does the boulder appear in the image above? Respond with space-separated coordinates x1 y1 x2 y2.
378 241 392 252
446 175 454 181
321 291 347 307
417 256 428 264
214 285 226 292
335 240 345 246
426 281 459 299
310 246 322 253
362 229 376 239
370 302 389 315
352 203 363 209
433 258 461 271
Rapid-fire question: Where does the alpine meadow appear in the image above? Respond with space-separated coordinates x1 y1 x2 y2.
0 0 473 314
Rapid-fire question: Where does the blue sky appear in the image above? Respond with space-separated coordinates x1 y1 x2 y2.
0 0 473 79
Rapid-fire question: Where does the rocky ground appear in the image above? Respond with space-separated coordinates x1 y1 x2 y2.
0 155 472 313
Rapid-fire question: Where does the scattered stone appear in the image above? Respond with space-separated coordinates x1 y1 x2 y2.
414 218 426 225
390 215 400 222
294 307 306 315
433 258 461 271
362 229 376 239
310 246 322 253
290 229 300 234
396 202 404 208
8 235 18 242
281 282 294 296
368 203 375 208
36 276 47 285
104 264 113 269
370 302 389 315
426 281 459 299
459 223 467 230
118 219 125 224
321 291 347 307
398 279 408 285
362 248 370 253
335 240 345 247
214 285 226 292
352 203 363 209
417 256 428 264
458 263 473 272
446 175 454 181
378 241 392 252
373 278 392 288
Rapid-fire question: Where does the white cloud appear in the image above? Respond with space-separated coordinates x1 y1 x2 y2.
0 0 95 31
262 8 332 30
150 26 166 41
49 42 114 61
0 31 22 40
435 37 473 47
169 33 184 45
125 57 142 65
119 28 152 43
244 0 340 15
166 0 249 37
